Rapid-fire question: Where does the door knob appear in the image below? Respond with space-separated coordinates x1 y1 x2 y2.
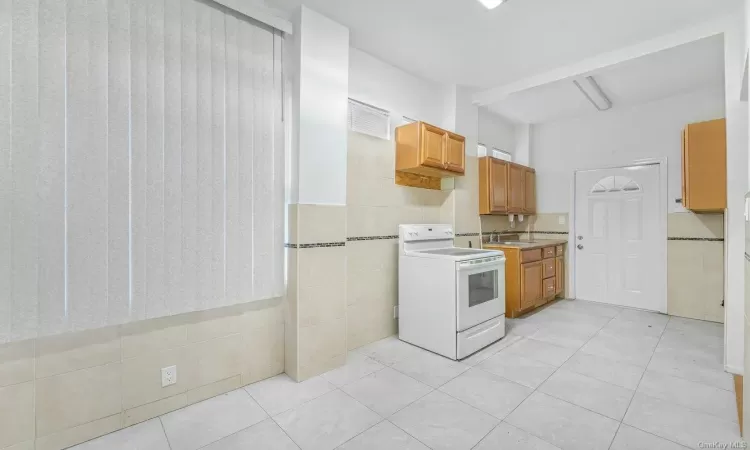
577 244 584 250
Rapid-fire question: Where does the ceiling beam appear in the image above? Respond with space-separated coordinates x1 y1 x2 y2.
472 15 731 106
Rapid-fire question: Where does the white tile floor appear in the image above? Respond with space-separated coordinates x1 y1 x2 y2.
70 299 741 450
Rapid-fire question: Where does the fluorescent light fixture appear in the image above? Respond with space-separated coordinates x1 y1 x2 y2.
477 0 505 10
573 76 612 111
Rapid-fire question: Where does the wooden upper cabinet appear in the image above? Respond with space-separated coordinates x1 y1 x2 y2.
420 123 446 169
508 164 526 212
520 261 542 310
682 118 726 212
445 133 466 174
395 121 465 178
479 157 536 215
479 157 508 214
524 169 536 214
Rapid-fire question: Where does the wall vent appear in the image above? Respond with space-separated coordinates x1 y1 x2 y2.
348 98 390 140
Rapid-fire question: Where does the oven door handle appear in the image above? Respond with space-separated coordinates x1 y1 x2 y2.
457 260 504 272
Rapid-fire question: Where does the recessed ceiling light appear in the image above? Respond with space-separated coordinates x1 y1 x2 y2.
477 0 505 10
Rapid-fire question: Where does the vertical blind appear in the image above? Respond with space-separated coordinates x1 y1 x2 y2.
0 0 285 344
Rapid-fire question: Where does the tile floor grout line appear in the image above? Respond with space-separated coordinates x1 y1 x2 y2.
486 307 623 450
158 416 174 450
335 386 437 450
605 312 671 450
236 386 303 450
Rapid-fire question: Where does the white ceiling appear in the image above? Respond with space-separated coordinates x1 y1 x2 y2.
486 34 726 123
489 36 724 123
263 0 738 88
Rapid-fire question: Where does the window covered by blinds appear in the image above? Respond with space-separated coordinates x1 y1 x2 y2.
0 0 284 343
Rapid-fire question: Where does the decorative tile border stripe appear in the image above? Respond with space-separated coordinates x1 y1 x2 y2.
284 242 346 249
456 233 480 237
347 235 399 241
667 237 724 242
529 231 569 235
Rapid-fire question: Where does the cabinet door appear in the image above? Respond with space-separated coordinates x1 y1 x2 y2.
682 119 726 211
555 256 564 296
524 169 536 214
542 259 555 279
445 133 465 173
490 159 508 213
419 123 446 169
508 164 525 212
520 261 542 310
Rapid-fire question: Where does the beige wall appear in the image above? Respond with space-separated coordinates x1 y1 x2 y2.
0 300 284 450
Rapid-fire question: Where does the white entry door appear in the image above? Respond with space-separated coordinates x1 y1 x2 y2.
574 165 663 312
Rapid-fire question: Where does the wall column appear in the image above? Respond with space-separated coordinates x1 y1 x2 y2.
285 6 349 381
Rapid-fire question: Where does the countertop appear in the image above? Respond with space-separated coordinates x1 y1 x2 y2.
482 239 568 250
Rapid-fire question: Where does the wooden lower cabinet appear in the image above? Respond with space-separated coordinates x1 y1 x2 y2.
555 256 564 296
485 243 566 318
521 261 543 310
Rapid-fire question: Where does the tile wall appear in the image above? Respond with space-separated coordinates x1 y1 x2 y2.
667 213 725 323
0 299 284 450
286 204 348 381
345 132 453 351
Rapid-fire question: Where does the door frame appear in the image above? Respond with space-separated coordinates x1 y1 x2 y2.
568 157 668 313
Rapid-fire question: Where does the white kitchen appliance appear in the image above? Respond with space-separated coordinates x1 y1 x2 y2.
398 224 506 360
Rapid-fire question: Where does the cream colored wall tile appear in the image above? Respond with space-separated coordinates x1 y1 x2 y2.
0 340 34 387
121 316 187 359
284 322 298 382
184 334 242 391
297 247 347 327
185 313 242 343
36 362 122 437
242 301 284 330
297 204 346 244
0 382 34 448
241 324 284 385
668 212 724 238
121 347 188 410
480 215 512 233
347 301 397 351
298 282 346 328
439 190 455 226
36 327 121 379
186 375 243 405
123 394 187 427
530 213 569 233
348 131 394 181
298 317 347 380
347 205 388 237
347 267 396 307
2 441 34 450
298 352 346 382
35 414 122 450
667 241 724 323
454 236 481 249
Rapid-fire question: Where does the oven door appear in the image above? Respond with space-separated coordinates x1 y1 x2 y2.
456 257 505 332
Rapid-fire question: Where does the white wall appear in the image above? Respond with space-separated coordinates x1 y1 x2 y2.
723 16 748 375
478 107 516 154
530 86 726 213
348 47 447 130
290 7 349 206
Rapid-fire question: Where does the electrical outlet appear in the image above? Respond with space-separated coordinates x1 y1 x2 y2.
558 215 566 225
393 305 399 319
161 365 177 387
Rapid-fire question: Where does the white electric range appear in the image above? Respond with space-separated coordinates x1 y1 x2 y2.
398 224 507 360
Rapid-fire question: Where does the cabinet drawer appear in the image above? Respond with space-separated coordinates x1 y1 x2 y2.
543 259 555 279
542 247 555 259
521 249 542 263
544 278 556 299
556 245 563 256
